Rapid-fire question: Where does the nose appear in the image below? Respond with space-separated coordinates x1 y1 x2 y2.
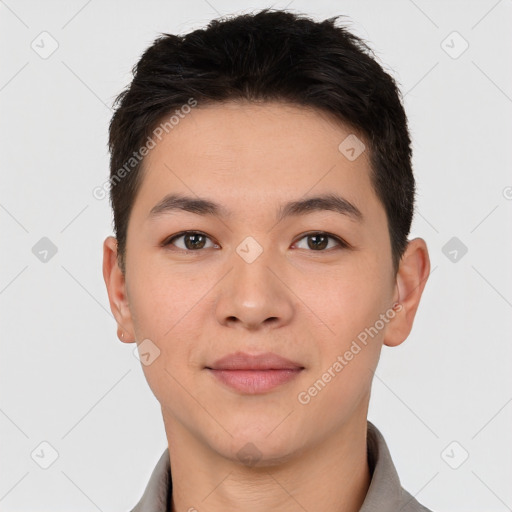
214 243 295 331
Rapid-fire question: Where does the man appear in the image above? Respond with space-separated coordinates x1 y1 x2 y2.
103 9 431 511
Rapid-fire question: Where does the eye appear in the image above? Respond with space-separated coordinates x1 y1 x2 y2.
162 230 350 252
163 231 218 251
292 232 348 251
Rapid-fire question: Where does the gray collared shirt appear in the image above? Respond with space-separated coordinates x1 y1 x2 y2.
130 421 432 511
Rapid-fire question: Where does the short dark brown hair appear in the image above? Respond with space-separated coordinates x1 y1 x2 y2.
108 9 415 275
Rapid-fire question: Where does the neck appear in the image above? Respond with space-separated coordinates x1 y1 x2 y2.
164 413 371 512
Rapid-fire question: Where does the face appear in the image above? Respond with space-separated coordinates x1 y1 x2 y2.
104 101 428 465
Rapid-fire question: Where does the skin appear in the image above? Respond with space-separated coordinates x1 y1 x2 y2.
103 101 430 512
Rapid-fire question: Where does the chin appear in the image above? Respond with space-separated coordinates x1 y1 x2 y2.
215 422 308 468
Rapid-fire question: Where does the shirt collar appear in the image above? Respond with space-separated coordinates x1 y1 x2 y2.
130 421 430 512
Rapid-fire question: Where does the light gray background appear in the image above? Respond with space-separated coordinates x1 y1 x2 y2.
1 0 511 511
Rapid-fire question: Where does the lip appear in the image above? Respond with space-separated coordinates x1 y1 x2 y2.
206 352 304 394
207 351 304 371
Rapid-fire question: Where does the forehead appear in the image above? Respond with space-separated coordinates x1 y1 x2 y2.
131 101 382 223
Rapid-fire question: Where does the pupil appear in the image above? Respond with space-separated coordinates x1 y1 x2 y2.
309 234 327 250
185 234 205 250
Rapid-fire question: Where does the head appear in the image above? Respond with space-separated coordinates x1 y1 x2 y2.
103 9 429 465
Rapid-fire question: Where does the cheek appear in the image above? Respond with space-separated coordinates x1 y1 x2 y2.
298 254 392 341
127 270 203 410
127 261 206 339
295 274 386 418
293 254 391 405
126 261 213 367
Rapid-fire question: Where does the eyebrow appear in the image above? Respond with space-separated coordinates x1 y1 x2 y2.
148 192 363 223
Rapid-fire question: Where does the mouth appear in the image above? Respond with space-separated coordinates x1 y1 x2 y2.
205 352 304 394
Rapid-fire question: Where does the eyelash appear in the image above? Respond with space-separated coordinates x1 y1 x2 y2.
162 231 350 253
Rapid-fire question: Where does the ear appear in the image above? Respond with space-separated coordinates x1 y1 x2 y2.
102 236 136 343
384 238 431 347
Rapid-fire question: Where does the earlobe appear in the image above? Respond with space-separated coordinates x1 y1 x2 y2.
384 238 431 347
117 330 133 343
102 236 136 344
